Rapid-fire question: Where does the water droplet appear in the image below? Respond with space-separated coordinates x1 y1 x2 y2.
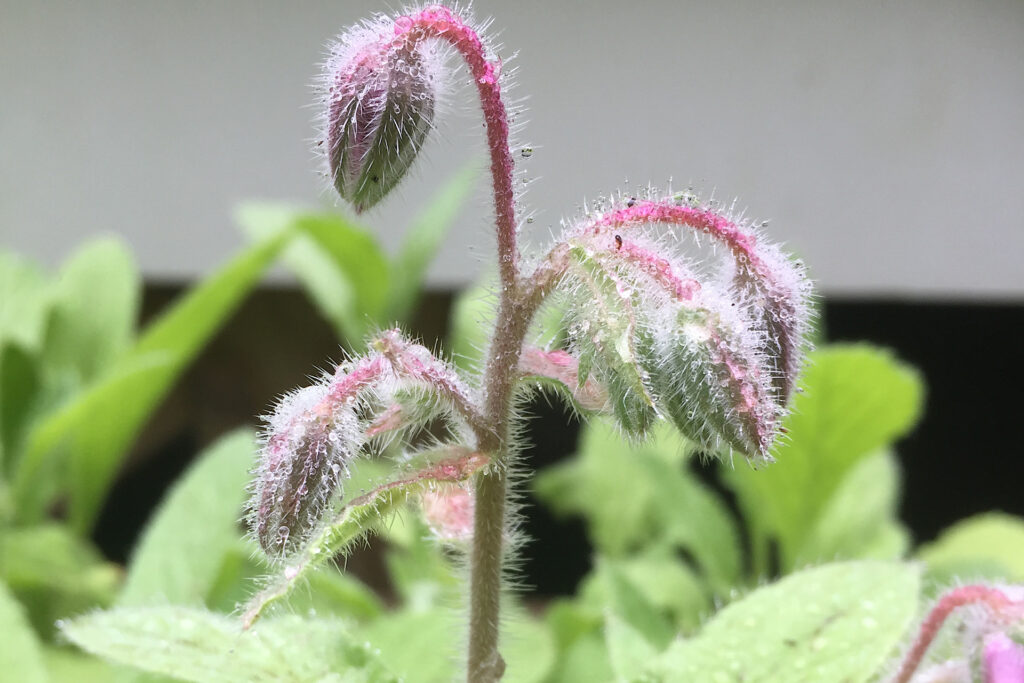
520 147 533 158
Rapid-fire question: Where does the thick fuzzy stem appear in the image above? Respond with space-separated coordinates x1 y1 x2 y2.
393 7 523 679
397 6 519 287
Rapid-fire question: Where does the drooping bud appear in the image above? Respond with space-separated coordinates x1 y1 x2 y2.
323 23 438 213
421 483 475 541
250 355 389 557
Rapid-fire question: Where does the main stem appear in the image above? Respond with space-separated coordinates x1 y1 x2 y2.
400 10 527 679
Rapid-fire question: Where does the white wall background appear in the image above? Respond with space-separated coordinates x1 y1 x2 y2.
2 0 1022 298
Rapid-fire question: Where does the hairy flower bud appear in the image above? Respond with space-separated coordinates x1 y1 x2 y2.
421 483 475 541
251 386 361 557
250 355 389 557
323 28 438 212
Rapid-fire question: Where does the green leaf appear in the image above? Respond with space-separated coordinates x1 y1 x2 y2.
387 163 476 322
365 606 554 683
580 551 709 634
119 429 255 607
13 227 293 532
0 250 51 351
535 420 741 592
0 580 49 683
242 449 487 627
61 607 396 682
293 213 390 341
43 238 139 384
0 525 120 639
723 344 923 571
605 614 658 682
43 647 116 683
648 561 920 683
1 343 41 475
918 513 1024 586
796 451 909 565
449 278 496 372
600 563 674 650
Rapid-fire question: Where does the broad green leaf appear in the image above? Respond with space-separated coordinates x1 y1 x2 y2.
581 551 709 634
796 451 908 565
0 525 120 639
1 342 40 475
61 607 396 682
43 238 139 384
535 420 741 591
0 580 49 682
236 203 364 344
364 606 554 683
13 227 293 532
242 449 487 627
723 345 923 571
605 614 658 682
648 561 920 683
119 430 255 607
388 163 476 322
596 563 674 650
449 278 496 372
12 352 173 525
294 213 390 340
43 647 116 683
0 250 50 351
918 513 1024 586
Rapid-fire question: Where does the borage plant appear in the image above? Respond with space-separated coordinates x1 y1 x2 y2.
244 5 810 682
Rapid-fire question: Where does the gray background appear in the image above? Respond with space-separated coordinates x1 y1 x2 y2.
2 0 1022 297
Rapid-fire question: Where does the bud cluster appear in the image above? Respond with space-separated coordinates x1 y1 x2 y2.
248 329 479 558
543 192 812 462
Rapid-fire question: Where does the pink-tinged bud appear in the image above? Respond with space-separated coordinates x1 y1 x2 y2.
572 196 813 408
890 584 1024 683
250 355 390 557
985 632 1024 683
323 23 438 213
421 483 475 541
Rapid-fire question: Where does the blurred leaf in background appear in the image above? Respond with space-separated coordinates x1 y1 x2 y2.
238 163 477 346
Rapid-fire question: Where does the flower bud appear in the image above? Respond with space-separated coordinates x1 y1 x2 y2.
324 32 437 213
252 386 361 557
421 483 475 541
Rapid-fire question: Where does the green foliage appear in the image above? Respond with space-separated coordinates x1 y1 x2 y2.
724 344 923 571
61 607 397 683
0 524 120 639
0 580 49 683
119 429 255 607
918 513 1024 587
9 227 294 532
238 164 475 345
646 562 920 683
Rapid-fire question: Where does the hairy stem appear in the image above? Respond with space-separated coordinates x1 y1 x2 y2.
890 585 1012 683
398 9 527 679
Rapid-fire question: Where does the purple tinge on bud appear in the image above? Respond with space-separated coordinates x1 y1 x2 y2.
324 31 437 213
985 632 1024 683
250 354 390 557
421 483 475 541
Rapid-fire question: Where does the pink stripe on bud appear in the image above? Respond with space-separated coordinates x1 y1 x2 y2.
251 353 391 557
422 483 475 541
574 197 811 405
519 346 609 411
